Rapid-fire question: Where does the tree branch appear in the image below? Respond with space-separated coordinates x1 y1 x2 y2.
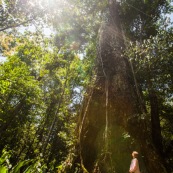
0 19 33 32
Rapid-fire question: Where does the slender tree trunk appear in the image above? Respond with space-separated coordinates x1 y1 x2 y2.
147 69 163 156
149 89 163 155
0 96 26 134
41 74 68 156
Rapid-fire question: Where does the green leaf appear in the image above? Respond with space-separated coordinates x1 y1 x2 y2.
143 0 147 4
0 166 8 173
23 164 35 173
12 160 32 173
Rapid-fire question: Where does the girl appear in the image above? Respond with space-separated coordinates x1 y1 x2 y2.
129 151 141 173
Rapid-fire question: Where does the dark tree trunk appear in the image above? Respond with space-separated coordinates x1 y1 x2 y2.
147 70 163 156
149 90 163 155
70 1 167 173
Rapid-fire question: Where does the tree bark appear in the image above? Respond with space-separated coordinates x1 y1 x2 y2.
72 1 167 173
149 90 163 155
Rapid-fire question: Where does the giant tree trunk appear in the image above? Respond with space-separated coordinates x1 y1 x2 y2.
71 1 167 173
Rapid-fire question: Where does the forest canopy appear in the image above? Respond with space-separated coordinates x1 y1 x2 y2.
0 0 173 172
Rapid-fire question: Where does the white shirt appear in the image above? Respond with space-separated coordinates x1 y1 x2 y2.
129 158 140 173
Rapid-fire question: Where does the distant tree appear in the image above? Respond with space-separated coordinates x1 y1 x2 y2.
0 0 46 31
125 26 173 172
0 27 92 171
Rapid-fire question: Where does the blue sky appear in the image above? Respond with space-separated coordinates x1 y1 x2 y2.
169 13 173 22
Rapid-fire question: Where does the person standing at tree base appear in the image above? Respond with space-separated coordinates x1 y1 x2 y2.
129 151 141 173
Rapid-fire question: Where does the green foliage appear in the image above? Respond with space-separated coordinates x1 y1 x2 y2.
0 0 46 31
0 167 8 173
0 21 93 170
126 27 173 99
0 148 11 172
120 0 171 39
125 25 173 170
0 148 49 172
12 160 32 173
0 0 172 172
